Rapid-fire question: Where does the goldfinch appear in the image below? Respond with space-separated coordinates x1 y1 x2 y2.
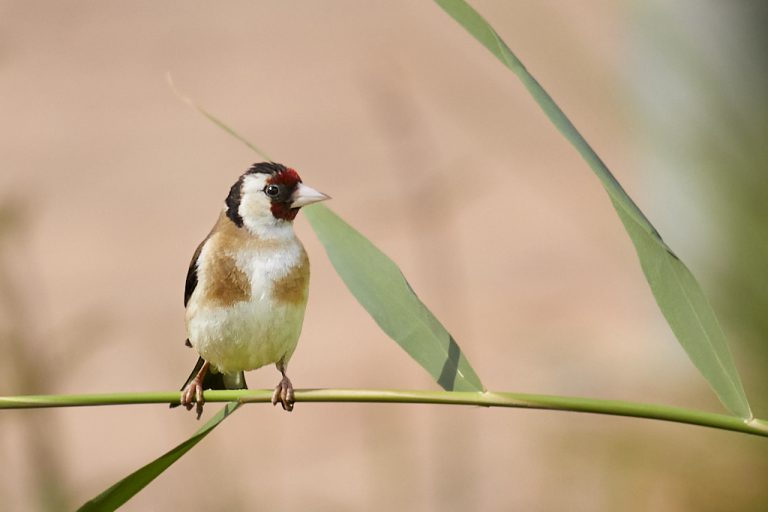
173 162 329 418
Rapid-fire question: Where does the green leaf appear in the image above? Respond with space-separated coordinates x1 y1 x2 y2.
78 402 241 511
304 204 484 392
435 0 752 418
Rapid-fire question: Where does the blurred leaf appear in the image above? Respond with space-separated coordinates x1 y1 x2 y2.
435 0 752 418
304 204 484 392
78 402 240 512
167 73 272 161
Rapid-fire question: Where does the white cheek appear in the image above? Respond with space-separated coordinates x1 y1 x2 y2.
237 178 296 240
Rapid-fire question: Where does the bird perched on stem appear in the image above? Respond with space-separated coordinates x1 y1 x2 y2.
172 162 329 418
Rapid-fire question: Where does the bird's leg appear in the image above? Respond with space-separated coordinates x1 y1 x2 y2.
271 361 295 412
180 360 210 419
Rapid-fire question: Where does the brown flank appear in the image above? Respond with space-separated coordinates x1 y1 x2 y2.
272 248 309 304
206 252 251 306
198 212 253 307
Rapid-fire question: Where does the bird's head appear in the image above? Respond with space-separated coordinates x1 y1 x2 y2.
225 162 329 237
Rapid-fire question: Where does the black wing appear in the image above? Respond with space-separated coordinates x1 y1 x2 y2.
184 239 206 307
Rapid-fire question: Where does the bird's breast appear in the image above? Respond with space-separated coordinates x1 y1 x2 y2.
193 228 309 309
185 231 310 372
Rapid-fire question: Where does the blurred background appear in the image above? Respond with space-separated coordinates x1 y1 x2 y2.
1 1 767 510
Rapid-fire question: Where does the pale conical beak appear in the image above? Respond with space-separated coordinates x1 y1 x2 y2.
290 183 330 208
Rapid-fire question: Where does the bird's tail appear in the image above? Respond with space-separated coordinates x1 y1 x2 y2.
169 355 247 409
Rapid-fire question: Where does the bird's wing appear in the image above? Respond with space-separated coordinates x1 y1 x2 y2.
184 239 206 307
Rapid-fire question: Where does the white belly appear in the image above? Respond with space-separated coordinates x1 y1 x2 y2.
186 297 306 373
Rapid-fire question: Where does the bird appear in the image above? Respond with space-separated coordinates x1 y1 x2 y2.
172 162 329 418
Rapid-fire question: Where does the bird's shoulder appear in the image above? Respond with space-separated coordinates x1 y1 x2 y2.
184 237 208 308
184 211 240 307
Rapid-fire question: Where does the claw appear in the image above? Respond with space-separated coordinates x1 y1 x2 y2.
271 374 295 412
179 360 210 419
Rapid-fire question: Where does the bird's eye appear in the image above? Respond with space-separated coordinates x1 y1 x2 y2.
264 184 281 198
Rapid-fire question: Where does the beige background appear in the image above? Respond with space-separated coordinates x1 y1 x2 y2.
1 2 764 511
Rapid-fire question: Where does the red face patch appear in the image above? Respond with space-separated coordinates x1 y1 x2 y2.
267 168 303 221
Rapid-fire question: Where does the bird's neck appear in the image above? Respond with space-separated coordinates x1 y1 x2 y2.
233 209 297 242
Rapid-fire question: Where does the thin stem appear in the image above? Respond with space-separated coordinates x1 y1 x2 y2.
1 389 767 438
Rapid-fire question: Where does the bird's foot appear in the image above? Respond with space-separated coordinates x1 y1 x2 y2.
271 374 295 412
180 378 205 419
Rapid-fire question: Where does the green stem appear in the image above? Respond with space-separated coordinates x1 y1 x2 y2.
1 389 767 438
